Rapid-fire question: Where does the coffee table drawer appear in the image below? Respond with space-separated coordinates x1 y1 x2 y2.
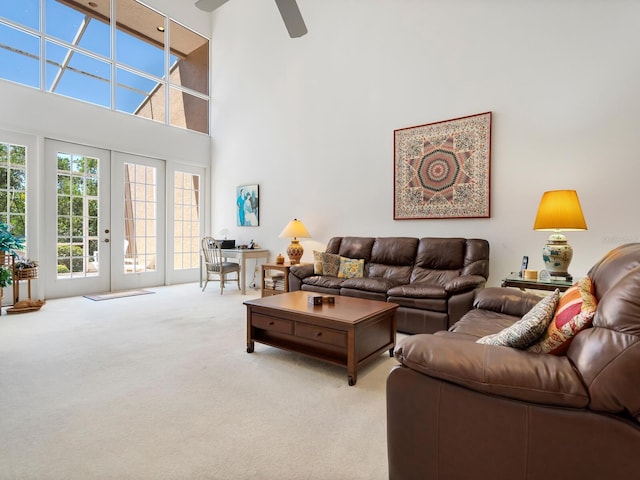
252 314 293 335
295 323 346 347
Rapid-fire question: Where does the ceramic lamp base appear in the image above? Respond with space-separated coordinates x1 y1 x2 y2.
287 239 304 265
542 233 573 280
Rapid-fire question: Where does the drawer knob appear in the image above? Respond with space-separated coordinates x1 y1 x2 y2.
316 331 322 337
269 321 275 326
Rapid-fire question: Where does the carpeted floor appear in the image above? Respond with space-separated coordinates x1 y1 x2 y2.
83 289 155 301
0 283 402 479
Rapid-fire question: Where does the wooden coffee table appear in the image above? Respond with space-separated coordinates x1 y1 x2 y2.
244 291 398 386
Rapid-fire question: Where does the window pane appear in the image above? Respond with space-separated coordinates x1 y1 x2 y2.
77 14 110 58
116 67 164 119
0 0 40 30
45 0 111 57
1 0 210 135
170 20 209 96
0 23 40 88
116 0 165 78
45 0 86 44
46 41 111 108
169 87 208 134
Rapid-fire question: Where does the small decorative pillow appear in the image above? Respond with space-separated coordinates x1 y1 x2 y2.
477 289 560 349
321 252 341 277
337 256 365 279
313 251 324 275
528 276 597 355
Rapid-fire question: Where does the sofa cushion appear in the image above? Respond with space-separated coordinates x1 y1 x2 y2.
477 290 560 349
449 309 521 338
337 256 365 278
415 237 466 270
528 277 597 355
341 276 400 293
386 296 448 313
302 275 345 289
321 252 341 277
313 250 324 275
335 237 375 262
387 282 447 299
371 237 419 266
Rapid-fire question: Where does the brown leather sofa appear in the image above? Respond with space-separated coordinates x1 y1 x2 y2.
288 236 489 334
387 243 640 480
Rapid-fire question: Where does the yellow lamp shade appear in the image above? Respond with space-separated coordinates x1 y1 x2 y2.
533 190 587 231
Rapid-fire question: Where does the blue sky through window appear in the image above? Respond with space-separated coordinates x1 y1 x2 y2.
0 0 177 114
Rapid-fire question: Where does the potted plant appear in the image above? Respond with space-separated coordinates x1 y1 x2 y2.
0 264 13 308
0 222 25 261
14 257 38 280
0 266 12 288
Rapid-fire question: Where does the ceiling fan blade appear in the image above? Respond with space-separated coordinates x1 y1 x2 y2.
195 0 230 12
274 0 308 38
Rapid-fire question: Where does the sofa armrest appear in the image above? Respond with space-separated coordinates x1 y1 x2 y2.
473 287 543 317
444 274 486 294
394 334 589 408
289 263 315 280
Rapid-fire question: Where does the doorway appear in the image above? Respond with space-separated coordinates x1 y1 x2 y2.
44 140 166 298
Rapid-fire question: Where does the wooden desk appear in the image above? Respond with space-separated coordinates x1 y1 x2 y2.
200 248 269 294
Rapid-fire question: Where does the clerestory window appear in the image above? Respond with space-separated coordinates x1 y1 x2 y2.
0 0 210 135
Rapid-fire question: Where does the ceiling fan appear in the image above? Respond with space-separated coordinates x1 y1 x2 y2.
195 0 308 38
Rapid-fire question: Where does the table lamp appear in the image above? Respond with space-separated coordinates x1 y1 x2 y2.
533 190 587 281
278 218 311 264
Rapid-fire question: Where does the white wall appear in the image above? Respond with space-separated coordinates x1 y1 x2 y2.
209 0 640 285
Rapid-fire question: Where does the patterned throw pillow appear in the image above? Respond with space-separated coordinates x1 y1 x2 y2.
477 289 560 349
313 251 324 275
528 276 597 355
321 252 341 277
337 256 365 279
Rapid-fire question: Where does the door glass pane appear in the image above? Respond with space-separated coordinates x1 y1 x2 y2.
56 151 100 278
173 171 200 270
0 141 27 243
124 163 156 273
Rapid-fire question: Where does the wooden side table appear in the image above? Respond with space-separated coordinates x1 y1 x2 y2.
261 263 292 297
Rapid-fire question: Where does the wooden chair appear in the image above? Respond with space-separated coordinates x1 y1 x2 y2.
201 237 241 294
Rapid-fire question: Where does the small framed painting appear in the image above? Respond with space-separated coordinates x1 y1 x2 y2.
237 184 259 226
394 112 492 219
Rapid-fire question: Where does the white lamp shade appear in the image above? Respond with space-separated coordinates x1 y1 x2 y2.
278 219 311 239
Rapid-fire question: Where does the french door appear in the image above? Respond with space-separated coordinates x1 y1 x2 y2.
44 140 165 298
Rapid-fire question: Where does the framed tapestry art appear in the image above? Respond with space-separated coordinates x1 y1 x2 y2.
394 112 492 219
237 184 259 226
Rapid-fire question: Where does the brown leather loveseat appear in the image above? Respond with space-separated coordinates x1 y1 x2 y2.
387 243 640 479
288 236 489 334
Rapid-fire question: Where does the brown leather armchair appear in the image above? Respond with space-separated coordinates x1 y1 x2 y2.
387 243 640 480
